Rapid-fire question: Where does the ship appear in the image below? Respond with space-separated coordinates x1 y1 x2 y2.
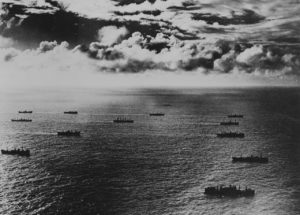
204 185 255 197
220 120 239 126
1 148 30 157
18 110 33 114
217 132 245 138
64 111 78 114
113 117 134 123
149 113 165 116
11 118 32 122
228 114 243 118
57 130 81 136
232 155 269 163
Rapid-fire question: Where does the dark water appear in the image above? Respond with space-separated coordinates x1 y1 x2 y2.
0 88 300 215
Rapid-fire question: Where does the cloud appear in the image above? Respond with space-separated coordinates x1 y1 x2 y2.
1 0 300 87
113 0 158 6
0 47 19 62
97 26 128 46
2 0 299 45
0 40 100 88
114 10 161 17
73 31 300 79
236 45 264 65
0 38 299 89
192 9 265 26
38 40 60 52
0 35 13 47
213 50 236 73
0 2 195 49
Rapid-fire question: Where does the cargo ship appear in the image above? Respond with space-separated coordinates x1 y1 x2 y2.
113 117 134 123
11 118 32 122
149 113 165 116
220 120 239 126
204 185 255 197
217 132 245 138
1 148 30 157
232 155 268 163
18 110 33 114
64 111 78 114
228 114 243 118
57 130 81 136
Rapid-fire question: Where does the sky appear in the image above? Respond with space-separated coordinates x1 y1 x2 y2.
0 0 300 88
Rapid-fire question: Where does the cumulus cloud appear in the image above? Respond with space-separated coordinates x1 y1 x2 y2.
236 45 264 65
38 40 61 52
97 26 128 46
214 50 236 73
71 31 300 80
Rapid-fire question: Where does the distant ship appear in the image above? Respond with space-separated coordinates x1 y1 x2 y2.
149 113 165 116
228 114 243 118
64 111 78 114
220 120 239 126
162 104 172 107
57 130 81 136
204 185 255 197
18 110 33 114
11 118 32 122
1 148 30 157
232 155 269 163
113 117 134 123
217 132 245 138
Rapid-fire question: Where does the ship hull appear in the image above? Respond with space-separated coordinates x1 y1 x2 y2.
217 134 245 138
11 120 32 122
18 111 33 114
204 186 255 197
204 191 255 197
57 132 81 137
64 112 78 114
113 121 134 123
220 122 239 126
1 150 30 157
232 157 268 163
228 115 243 118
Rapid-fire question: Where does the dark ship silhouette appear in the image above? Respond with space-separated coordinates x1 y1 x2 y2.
220 120 239 126
11 118 32 122
113 117 134 123
57 130 81 136
232 155 269 163
1 148 30 157
18 110 33 114
149 113 165 116
228 114 243 118
217 132 245 138
204 185 255 197
64 111 78 114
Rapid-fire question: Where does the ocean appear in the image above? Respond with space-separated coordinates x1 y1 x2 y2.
0 87 299 215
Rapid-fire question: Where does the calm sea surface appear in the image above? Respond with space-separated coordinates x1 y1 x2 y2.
0 87 299 215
